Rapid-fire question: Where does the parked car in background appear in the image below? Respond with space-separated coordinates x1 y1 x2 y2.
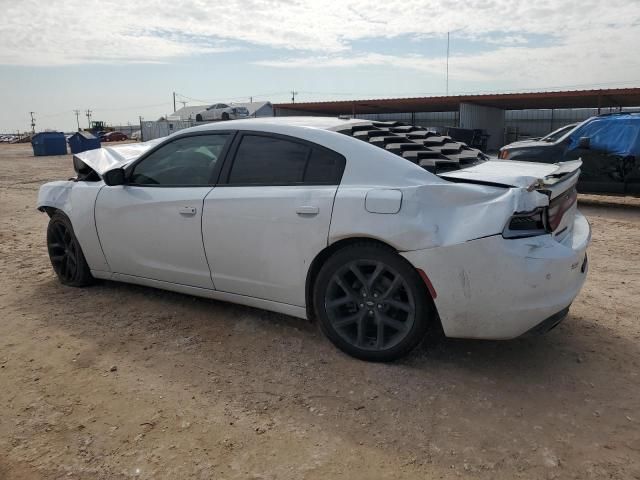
131 130 142 141
37 117 589 361
196 104 250 122
506 123 579 147
100 131 128 142
500 113 640 195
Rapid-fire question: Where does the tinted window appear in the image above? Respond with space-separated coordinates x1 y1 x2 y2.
130 134 229 186
228 135 310 185
305 147 344 184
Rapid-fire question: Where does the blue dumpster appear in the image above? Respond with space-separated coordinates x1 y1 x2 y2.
31 132 67 156
68 131 101 154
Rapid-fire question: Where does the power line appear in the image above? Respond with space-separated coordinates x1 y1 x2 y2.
92 102 172 112
446 31 450 97
73 110 81 131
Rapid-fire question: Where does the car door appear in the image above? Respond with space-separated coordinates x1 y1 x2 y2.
213 104 224 120
95 132 233 288
564 145 625 194
202 132 346 306
624 155 640 195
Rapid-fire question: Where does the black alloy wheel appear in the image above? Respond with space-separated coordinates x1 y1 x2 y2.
314 243 432 361
47 212 94 287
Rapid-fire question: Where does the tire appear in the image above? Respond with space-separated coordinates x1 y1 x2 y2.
46 212 94 287
222 112 229 121
313 243 432 362
195 114 203 122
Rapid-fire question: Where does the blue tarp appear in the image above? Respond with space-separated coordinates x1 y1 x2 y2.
568 114 640 157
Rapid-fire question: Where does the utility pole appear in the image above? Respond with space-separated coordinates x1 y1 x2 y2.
29 112 36 133
249 96 253 103
173 92 176 112
291 90 298 103
85 109 92 128
73 110 81 131
446 32 450 97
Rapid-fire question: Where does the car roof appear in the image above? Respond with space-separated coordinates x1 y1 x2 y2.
184 116 369 134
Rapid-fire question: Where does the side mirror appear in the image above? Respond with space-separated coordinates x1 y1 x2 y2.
578 136 590 149
103 168 126 186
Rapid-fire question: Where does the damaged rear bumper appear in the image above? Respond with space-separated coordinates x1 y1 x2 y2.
520 305 571 336
401 211 591 340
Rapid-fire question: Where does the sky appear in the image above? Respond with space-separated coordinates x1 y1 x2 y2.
0 0 639 132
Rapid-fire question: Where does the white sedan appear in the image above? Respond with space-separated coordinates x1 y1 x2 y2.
195 103 249 122
37 117 590 361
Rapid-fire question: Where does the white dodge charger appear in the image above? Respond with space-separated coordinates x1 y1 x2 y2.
37 117 590 361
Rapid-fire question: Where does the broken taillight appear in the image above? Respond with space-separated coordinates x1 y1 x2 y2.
503 208 548 239
547 186 577 231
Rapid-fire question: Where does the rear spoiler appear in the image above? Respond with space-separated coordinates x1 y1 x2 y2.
527 160 582 191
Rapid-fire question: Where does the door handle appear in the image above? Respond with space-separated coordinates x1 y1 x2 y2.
296 205 319 215
179 206 197 216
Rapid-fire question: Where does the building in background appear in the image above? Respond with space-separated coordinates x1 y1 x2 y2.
141 101 274 140
273 88 640 152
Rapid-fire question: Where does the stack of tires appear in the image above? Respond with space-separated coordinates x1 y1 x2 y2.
338 121 487 173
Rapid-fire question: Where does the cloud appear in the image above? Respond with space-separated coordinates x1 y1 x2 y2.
255 23 640 88
0 0 638 88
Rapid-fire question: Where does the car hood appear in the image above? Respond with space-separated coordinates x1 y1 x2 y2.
438 159 581 190
74 137 165 175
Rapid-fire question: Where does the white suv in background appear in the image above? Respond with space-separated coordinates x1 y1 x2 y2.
196 104 250 122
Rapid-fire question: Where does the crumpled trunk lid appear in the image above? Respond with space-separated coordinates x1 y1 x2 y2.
440 159 582 240
438 159 581 196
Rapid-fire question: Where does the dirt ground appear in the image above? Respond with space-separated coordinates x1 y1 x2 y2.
1 143 639 480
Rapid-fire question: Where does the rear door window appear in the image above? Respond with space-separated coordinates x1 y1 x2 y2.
227 135 310 185
226 134 345 186
304 147 344 184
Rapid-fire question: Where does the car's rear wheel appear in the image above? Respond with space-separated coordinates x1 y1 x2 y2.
314 243 432 361
47 212 94 287
196 114 203 122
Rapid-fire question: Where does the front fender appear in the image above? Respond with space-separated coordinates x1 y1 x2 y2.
37 181 110 272
37 181 73 213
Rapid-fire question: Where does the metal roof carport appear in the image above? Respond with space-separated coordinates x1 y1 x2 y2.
273 88 640 115
274 88 640 150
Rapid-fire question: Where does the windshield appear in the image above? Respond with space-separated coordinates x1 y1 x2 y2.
541 123 577 142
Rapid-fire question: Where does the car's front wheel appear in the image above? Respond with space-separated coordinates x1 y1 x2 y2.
47 212 94 287
314 243 432 362
222 112 229 121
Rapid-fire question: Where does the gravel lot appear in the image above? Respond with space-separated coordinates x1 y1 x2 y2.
1 143 639 479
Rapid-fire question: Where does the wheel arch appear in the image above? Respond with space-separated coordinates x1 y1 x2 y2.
305 236 439 321
39 205 60 217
